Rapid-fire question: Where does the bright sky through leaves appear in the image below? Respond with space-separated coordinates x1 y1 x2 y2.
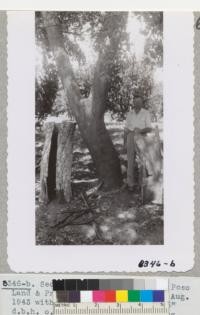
36 13 162 83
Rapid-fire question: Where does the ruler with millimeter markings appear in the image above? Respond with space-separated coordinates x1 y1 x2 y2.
53 302 169 314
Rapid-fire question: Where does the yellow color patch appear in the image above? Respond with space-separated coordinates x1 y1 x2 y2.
116 290 128 302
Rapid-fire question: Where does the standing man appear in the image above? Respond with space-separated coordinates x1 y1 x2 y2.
124 92 152 191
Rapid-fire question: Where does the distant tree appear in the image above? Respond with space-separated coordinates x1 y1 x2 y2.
104 12 163 118
136 12 163 67
35 64 59 119
106 56 155 119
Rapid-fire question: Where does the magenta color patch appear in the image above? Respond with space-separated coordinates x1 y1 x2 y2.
93 290 105 302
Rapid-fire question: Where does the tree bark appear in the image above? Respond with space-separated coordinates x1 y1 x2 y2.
42 12 123 190
56 121 76 202
39 121 75 203
81 116 123 189
39 122 55 204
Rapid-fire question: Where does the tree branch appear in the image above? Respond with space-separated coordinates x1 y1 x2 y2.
42 12 83 119
92 13 128 118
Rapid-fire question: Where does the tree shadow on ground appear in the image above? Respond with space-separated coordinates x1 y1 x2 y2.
35 120 163 245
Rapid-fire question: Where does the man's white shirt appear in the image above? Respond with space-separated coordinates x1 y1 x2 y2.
125 108 151 131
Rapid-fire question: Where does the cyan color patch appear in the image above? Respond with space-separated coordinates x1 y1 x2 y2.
140 290 153 302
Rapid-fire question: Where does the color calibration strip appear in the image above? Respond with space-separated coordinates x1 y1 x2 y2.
53 279 168 304
55 289 165 303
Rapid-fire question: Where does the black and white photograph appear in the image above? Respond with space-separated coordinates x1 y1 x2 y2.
35 11 163 245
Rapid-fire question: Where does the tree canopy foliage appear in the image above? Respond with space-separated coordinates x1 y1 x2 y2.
35 11 163 120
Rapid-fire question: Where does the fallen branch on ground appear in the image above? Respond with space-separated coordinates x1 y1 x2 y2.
85 181 104 197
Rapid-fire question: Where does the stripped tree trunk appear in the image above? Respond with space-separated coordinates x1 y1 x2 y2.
39 120 76 203
135 128 163 204
39 122 55 204
56 121 75 202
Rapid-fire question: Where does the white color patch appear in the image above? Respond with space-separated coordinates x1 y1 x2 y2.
156 278 169 290
7 12 194 272
80 291 93 303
